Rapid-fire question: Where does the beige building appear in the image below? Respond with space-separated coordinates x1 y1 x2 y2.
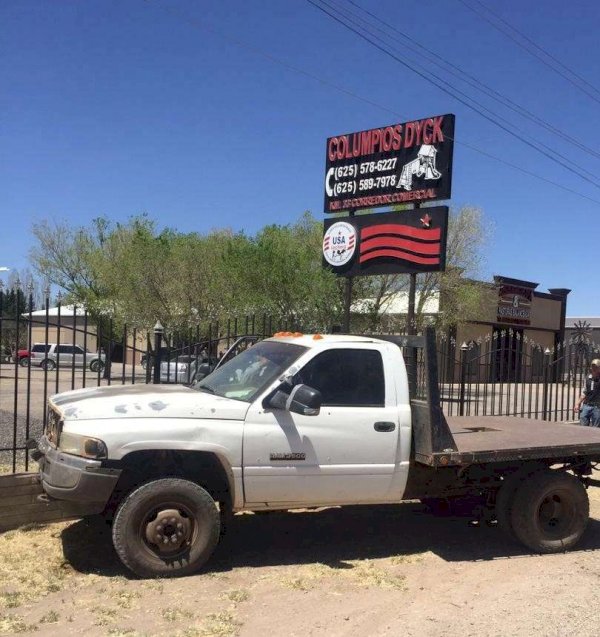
451 276 569 382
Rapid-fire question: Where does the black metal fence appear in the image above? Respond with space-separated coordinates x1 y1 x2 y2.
0 289 302 473
1 288 598 474
436 330 598 421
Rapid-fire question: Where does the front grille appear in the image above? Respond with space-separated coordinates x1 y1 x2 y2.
45 408 62 448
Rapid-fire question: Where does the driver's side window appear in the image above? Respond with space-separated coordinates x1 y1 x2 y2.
295 348 385 407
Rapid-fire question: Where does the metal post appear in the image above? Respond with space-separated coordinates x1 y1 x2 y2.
459 342 469 417
407 273 417 335
153 321 164 385
542 347 551 421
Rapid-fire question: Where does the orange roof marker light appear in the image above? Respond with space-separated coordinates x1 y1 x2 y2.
313 334 324 340
293 332 303 337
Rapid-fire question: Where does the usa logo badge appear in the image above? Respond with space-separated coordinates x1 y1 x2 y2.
323 221 357 267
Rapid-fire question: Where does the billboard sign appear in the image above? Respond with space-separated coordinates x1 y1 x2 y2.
323 207 448 277
324 114 455 213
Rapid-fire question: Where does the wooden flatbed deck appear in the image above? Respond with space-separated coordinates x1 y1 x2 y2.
432 417 600 466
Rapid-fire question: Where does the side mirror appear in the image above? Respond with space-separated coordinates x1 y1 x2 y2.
265 384 322 416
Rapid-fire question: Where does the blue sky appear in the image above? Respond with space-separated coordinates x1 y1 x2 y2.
1 0 599 315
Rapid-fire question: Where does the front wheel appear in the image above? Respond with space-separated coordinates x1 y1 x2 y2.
511 471 589 553
19 357 30 368
112 478 220 578
41 359 56 371
90 360 105 372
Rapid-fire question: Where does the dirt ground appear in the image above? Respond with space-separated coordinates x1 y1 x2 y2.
0 478 598 637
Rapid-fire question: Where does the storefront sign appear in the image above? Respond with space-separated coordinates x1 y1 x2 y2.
497 284 533 326
323 207 448 277
324 114 455 213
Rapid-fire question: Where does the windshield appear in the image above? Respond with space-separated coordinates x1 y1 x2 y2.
192 340 307 402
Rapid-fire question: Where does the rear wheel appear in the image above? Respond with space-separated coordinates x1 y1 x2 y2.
41 359 56 371
511 471 589 553
112 478 220 578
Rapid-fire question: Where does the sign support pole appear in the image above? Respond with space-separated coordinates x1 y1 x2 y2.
407 202 421 336
407 273 417 335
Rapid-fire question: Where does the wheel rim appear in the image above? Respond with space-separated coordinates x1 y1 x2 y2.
536 489 576 538
140 503 197 560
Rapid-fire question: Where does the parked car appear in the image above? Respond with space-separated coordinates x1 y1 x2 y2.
16 347 31 366
159 355 204 384
28 343 106 371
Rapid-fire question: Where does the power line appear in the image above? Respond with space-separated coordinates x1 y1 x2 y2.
343 0 600 162
327 0 600 180
148 1 600 206
456 0 600 106
307 0 600 191
471 0 600 97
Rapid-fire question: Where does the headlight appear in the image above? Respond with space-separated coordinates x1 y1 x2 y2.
59 431 108 459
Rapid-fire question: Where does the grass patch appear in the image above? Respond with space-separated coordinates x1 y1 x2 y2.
0 614 39 633
0 522 74 606
39 610 60 624
346 560 407 590
199 611 241 636
112 589 141 610
141 580 165 593
279 560 406 592
280 562 334 591
0 591 24 608
390 553 426 566
221 589 249 604
92 606 119 627
161 607 194 622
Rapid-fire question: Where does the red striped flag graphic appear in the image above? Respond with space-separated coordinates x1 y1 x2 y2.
359 223 441 266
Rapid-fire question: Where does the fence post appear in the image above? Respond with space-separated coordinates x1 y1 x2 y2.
153 321 164 385
459 342 469 417
542 347 551 421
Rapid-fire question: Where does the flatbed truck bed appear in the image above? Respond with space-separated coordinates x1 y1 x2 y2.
431 416 600 466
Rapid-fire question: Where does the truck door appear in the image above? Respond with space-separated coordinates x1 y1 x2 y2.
243 346 401 506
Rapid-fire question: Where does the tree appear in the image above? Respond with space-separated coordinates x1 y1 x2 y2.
227 212 343 330
30 212 344 333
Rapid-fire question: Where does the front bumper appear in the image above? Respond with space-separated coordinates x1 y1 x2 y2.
37 436 121 513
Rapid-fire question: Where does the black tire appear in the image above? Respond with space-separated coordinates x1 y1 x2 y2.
112 478 220 578
41 359 56 371
90 360 105 373
495 463 546 542
495 474 525 542
19 357 30 368
511 471 589 553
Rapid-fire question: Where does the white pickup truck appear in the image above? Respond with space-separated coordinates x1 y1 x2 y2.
35 330 600 577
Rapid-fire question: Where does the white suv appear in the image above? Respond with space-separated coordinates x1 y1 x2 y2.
29 343 106 372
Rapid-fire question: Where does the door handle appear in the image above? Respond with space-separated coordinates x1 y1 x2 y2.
374 421 396 432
